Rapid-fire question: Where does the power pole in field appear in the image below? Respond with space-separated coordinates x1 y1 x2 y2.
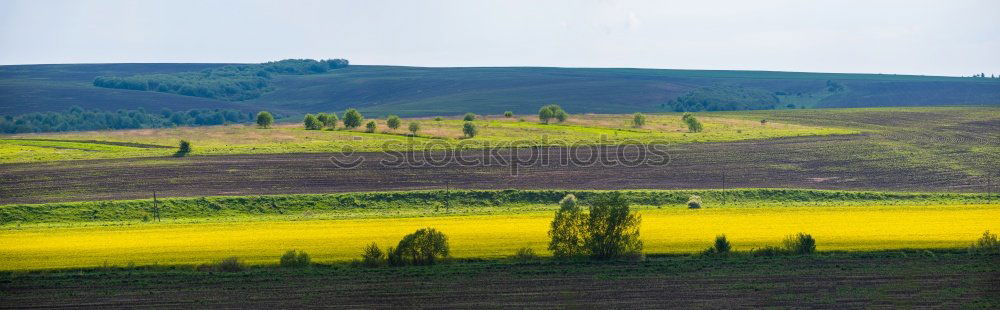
152 190 161 222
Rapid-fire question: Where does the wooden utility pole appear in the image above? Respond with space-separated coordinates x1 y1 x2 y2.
152 190 161 222
721 172 727 205
444 182 451 213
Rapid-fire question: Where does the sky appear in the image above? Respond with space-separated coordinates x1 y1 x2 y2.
1 0 998 76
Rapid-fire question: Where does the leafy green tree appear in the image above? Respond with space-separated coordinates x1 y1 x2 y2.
361 242 385 267
174 140 191 157
632 112 646 128
462 121 478 138
303 114 322 130
538 106 555 124
343 109 363 129
386 115 402 130
538 104 566 124
365 121 377 133
585 192 643 260
256 111 274 128
326 113 339 129
682 113 703 133
391 228 450 265
549 194 588 258
408 122 421 136
554 109 568 123
463 113 476 121
504 111 514 118
317 113 334 128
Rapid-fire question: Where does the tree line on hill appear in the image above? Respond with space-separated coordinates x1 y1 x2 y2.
663 85 782 112
0 106 255 134
93 59 349 101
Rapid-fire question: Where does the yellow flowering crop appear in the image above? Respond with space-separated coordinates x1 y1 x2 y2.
1 204 996 271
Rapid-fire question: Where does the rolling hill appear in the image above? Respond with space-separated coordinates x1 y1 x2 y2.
2 63 999 118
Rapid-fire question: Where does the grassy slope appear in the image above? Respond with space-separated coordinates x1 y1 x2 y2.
2 64 998 117
0 113 855 163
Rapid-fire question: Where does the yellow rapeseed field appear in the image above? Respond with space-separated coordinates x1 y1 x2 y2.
1 204 997 270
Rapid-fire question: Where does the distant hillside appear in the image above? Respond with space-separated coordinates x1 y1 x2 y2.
2 63 998 118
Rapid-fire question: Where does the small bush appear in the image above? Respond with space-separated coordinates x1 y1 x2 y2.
632 112 646 128
462 121 478 138
463 113 476 121
365 121 377 133
386 246 404 266
969 231 1000 255
687 195 702 209
751 246 785 257
361 242 386 267
434 116 443 121
174 140 191 157
504 111 514 118
199 256 245 272
682 113 703 132
279 250 311 268
408 122 420 136
704 235 731 255
783 233 816 255
512 247 538 261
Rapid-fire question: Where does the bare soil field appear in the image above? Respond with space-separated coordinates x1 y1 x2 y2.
1 133 994 204
1 254 996 308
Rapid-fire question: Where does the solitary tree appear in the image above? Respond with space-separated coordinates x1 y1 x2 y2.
255 111 274 128
174 140 191 157
408 122 421 136
682 113 703 133
463 113 476 122
386 115 402 130
632 112 646 128
365 121 377 133
303 114 322 130
462 121 478 138
343 109 363 129
504 111 514 118
549 194 588 258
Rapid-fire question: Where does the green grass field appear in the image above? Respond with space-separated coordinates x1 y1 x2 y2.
0 113 857 163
